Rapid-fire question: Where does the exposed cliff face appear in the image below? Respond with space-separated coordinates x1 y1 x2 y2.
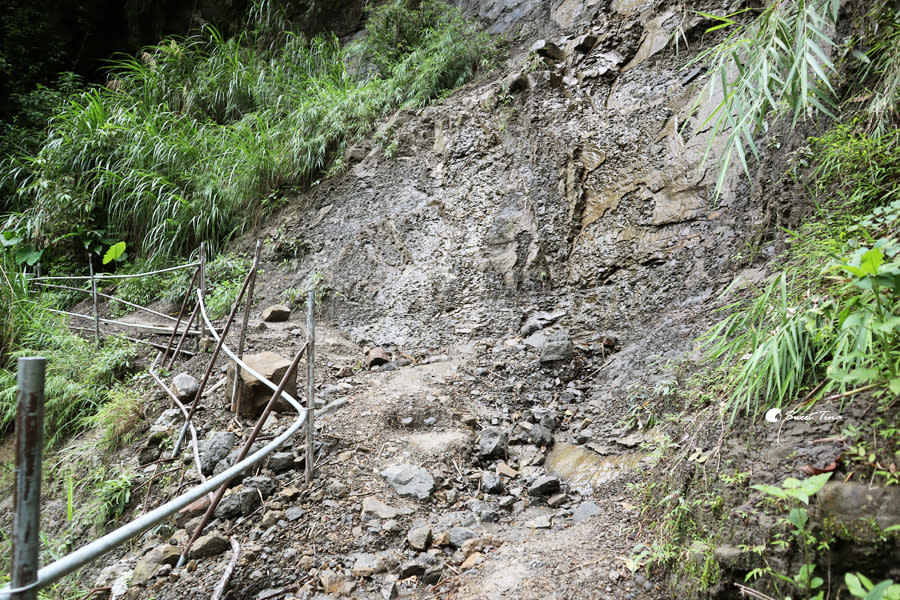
266 0 754 358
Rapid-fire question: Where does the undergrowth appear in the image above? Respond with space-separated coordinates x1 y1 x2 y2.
1 0 498 264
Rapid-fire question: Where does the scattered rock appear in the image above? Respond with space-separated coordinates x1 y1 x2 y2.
191 532 230 558
261 304 291 322
154 408 182 429
478 427 508 458
266 452 294 472
200 432 236 476
449 527 476 548
326 480 350 498
539 333 574 364
529 39 565 62
319 570 345 594
461 552 484 569
351 553 385 577
131 544 182 586
529 514 552 529
526 423 553 446
171 373 199 401
176 496 211 528
285 506 304 521
481 471 505 495
407 525 433 551
528 475 561 496
461 536 500 557
243 475 276 499
573 501 602 523
547 493 567 508
361 497 411 521
381 464 435 500
496 462 518 478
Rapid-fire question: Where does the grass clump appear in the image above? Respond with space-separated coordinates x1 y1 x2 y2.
92 385 146 453
3 0 498 264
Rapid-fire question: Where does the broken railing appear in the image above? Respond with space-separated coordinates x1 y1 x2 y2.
2 241 317 600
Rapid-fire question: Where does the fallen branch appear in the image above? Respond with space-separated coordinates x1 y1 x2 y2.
210 537 241 600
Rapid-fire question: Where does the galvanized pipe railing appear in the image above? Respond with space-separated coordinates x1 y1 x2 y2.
1 253 313 599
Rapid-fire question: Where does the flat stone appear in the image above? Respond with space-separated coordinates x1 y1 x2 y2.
131 544 182 586
529 39 565 61
548 493 567 508
461 536 500 557
528 475 561 496
381 464 434 500
573 501 602 522
461 552 484 569
191 532 230 558
243 476 276 499
361 497 411 521
285 506 304 521
540 340 574 363
351 553 385 577
176 496 210 528
407 525 432 551
496 462 518 478
261 304 291 322
529 514 552 529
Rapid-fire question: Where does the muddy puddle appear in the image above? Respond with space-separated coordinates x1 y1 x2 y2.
545 443 646 492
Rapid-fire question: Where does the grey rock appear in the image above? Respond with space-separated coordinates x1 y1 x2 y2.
171 373 199 401
530 408 559 431
449 527 476 548
573 501 602 523
399 561 426 579
261 304 291 322
267 452 294 472
154 408 182 429
191 532 230 558
478 427 507 458
529 39 565 62
285 506 304 521
523 330 547 348
244 475 276 499
351 553 385 577
381 464 434 500
326 480 350 498
201 432 236 476
361 497 411 521
481 472 505 495
527 423 553 446
540 339 574 363
407 525 432 551
131 544 182 586
528 475 561 496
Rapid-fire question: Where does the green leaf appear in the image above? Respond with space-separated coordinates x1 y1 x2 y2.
15 245 43 266
847 573 869 598
860 248 884 275
865 580 895 600
103 241 127 265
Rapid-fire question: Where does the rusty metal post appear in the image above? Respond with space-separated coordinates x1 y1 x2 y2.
306 290 315 485
198 243 207 342
12 357 46 600
88 255 100 345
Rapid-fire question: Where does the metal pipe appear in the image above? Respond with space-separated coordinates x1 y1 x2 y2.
31 262 200 282
306 290 315 486
12 357 45 600
177 342 306 566
0 342 307 598
231 240 261 413
161 267 200 362
45 309 201 335
32 282 181 324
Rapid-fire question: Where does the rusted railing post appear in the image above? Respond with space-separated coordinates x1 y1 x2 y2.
12 357 46 600
198 242 207 341
88 255 100 345
306 290 315 485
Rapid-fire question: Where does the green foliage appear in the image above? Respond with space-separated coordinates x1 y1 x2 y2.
845 573 900 600
4 1 497 263
689 0 840 195
94 470 133 526
92 385 146 453
702 126 900 421
746 474 832 600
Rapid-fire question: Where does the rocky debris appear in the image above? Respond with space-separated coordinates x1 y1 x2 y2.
131 543 182 586
227 351 297 419
94 565 132 600
407 525 432 551
461 536 501 557
285 506 304 521
481 471 505 494
326 479 350 498
573 501 602 523
819 482 900 537
154 408 182 429
243 475 276 499
171 373 200 401
200 432 236 476
367 347 389 367
515 421 553 446
496 462 518 478
528 475 561 496
478 426 508 458
530 39 565 62
361 497 412 521
214 487 261 518
176 496 211 528
139 426 169 464
520 310 566 336
539 330 574 364
190 532 230 558
449 527 476 548
547 493 567 508
351 553 386 577
266 451 294 472
261 304 291 322
381 464 435 500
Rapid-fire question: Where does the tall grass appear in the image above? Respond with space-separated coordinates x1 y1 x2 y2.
5 0 497 263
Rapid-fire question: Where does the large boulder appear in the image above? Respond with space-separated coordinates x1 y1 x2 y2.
227 351 297 419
